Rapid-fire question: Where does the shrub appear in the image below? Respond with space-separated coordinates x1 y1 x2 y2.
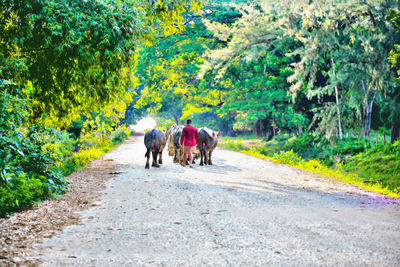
273 150 303 165
60 123 130 176
0 91 69 217
0 173 49 218
342 141 400 192
111 126 130 144
271 133 291 144
0 91 130 218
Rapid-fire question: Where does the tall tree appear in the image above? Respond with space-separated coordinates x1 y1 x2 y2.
288 1 397 139
0 0 200 127
134 2 238 122
388 8 400 143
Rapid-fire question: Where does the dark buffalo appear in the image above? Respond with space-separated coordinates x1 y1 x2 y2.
169 125 185 164
198 127 220 166
165 125 173 141
166 124 199 165
144 128 166 169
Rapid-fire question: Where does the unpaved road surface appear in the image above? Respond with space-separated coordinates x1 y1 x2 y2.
29 135 400 266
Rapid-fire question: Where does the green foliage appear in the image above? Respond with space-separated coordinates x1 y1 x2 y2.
387 8 400 142
134 2 243 121
342 141 400 192
1 1 135 125
79 116 130 150
0 92 70 217
62 148 104 176
210 7 242 25
0 91 68 192
0 118 130 218
0 173 49 218
388 8 400 83
0 0 201 126
282 135 313 152
186 111 235 134
154 117 175 132
262 132 387 166
273 150 303 165
216 53 308 133
188 1 400 141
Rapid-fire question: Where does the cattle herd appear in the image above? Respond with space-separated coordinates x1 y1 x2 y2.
144 125 220 169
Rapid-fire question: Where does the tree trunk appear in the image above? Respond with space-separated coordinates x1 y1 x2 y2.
360 80 375 137
390 85 400 143
367 90 375 134
331 58 343 140
391 118 400 143
254 118 262 136
271 117 277 137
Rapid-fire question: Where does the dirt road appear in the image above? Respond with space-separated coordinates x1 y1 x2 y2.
30 135 400 266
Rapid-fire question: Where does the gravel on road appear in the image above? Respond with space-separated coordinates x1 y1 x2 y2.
28 135 400 266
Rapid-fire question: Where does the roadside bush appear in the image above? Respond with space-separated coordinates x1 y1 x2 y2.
282 134 322 159
111 126 130 144
342 141 400 192
0 173 49 218
1 92 70 217
79 117 130 150
0 125 69 215
60 117 130 176
62 148 104 176
270 133 291 144
0 119 129 218
1 83 130 218
283 135 312 151
314 138 367 165
273 150 303 165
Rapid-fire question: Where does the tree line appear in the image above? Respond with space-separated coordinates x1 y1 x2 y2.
135 0 400 143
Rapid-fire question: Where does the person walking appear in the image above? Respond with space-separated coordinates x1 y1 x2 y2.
180 119 198 168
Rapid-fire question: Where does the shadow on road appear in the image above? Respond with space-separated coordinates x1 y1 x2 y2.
192 163 242 174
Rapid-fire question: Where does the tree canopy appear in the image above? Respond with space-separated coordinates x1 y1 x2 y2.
0 0 201 127
133 0 400 142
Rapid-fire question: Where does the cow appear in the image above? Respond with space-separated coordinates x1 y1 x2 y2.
166 124 199 165
144 128 166 169
166 124 184 164
198 127 220 166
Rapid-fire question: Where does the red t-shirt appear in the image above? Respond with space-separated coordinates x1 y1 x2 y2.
180 125 198 146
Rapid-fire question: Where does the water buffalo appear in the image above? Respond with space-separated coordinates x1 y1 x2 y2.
144 128 166 169
164 125 173 142
198 127 220 166
166 124 184 164
166 124 199 165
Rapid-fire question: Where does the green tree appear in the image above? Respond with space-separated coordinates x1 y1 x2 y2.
0 0 200 127
196 3 308 136
388 8 400 143
288 1 397 139
133 2 237 123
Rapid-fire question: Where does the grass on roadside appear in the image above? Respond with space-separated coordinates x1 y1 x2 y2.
219 136 400 199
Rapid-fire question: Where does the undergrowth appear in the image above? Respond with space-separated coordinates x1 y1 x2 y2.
0 117 130 218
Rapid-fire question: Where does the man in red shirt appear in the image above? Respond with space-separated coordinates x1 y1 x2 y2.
180 119 198 168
